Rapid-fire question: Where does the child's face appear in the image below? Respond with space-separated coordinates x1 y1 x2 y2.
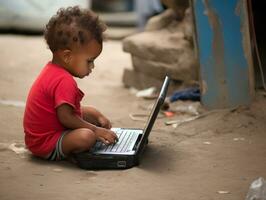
67 39 102 78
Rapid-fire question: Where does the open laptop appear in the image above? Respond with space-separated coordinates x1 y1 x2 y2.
73 76 170 169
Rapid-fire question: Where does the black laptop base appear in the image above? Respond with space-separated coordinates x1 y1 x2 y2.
73 139 148 170
73 153 138 170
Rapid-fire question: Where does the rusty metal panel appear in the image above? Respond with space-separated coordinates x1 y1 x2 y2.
192 0 254 109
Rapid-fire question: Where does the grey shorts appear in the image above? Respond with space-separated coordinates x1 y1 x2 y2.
45 130 69 161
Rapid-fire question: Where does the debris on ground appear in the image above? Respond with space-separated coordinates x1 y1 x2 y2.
129 87 139 95
165 116 200 128
245 177 266 200
129 112 164 121
217 190 230 194
172 101 201 116
129 113 149 121
0 142 28 154
233 137 245 141
164 105 241 128
136 87 157 99
169 87 200 102
0 99 25 107
53 168 63 173
8 143 28 154
203 141 211 145
163 111 175 117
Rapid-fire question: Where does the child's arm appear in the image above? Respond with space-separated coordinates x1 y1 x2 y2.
56 104 117 144
81 106 112 129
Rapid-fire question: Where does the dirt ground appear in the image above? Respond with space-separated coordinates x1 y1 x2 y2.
1 35 266 200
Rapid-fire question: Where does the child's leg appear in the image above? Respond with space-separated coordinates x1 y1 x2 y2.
61 128 97 156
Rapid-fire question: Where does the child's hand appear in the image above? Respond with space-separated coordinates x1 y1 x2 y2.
98 116 112 129
95 127 118 145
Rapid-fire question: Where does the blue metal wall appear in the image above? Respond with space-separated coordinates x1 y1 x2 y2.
192 0 254 109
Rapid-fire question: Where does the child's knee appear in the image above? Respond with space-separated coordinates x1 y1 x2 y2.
78 128 97 148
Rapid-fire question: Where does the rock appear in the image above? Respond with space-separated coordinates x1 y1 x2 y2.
122 5 198 90
123 30 189 64
145 9 176 31
179 8 194 42
161 0 189 20
123 68 164 90
131 54 198 81
122 68 182 91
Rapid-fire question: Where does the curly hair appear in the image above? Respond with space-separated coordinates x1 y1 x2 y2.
44 6 106 52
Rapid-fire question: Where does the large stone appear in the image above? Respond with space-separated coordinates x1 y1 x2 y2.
146 8 193 41
145 9 176 31
122 68 182 92
161 0 189 20
123 30 190 64
122 6 198 90
123 8 194 61
179 8 193 42
131 53 198 81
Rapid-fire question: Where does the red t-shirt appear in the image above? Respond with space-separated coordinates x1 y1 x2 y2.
23 62 84 157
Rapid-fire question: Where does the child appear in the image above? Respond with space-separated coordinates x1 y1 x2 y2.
23 6 118 161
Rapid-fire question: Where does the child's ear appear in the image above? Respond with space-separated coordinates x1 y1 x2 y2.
61 49 72 64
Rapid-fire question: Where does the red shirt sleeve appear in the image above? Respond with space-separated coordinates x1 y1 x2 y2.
53 76 78 109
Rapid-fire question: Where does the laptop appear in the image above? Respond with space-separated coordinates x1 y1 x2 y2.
73 76 170 170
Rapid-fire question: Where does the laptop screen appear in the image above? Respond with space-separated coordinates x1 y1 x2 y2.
136 76 170 155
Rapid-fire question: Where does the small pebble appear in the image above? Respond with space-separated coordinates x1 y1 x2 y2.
217 191 230 194
203 141 211 145
53 168 63 172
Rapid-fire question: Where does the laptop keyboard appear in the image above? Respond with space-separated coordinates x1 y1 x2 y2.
91 129 141 153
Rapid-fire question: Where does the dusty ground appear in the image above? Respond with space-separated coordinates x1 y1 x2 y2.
1 35 266 200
